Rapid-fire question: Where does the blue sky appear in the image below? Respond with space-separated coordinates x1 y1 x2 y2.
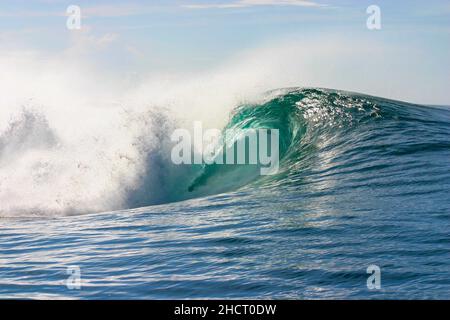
0 0 449 104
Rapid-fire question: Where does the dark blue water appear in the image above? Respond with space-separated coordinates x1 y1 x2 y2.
1 89 449 299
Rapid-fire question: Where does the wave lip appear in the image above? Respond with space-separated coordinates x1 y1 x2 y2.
185 88 383 195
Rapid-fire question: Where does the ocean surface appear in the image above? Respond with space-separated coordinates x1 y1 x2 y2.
1 88 449 299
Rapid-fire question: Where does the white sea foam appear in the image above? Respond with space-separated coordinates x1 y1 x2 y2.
0 50 278 216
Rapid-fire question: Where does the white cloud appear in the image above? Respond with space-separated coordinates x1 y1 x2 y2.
183 0 325 9
82 4 156 17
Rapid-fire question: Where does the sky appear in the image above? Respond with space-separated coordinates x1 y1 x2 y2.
0 0 449 104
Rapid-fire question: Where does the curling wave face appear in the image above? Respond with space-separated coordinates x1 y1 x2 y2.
177 88 450 202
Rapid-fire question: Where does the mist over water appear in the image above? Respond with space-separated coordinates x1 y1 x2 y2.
0 51 269 216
